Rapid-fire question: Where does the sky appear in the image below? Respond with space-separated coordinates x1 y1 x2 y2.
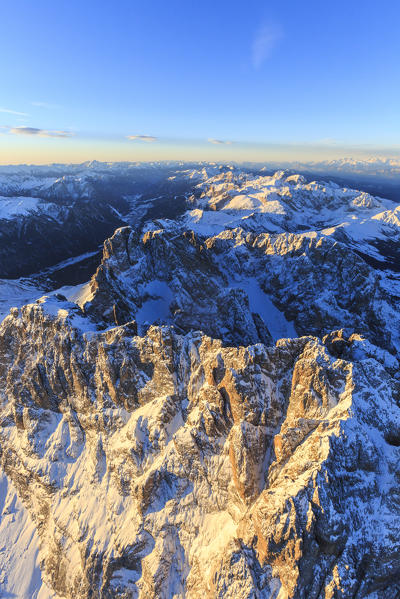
0 0 399 164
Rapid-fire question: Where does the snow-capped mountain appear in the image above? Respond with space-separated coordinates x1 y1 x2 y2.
184 169 400 270
0 162 214 278
0 162 399 598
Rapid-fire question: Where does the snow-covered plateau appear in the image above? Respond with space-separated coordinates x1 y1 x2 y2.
0 163 400 598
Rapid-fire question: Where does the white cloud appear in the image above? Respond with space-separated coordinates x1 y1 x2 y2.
31 101 62 109
208 138 233 145
0 107 29 117
9 127 73 138
127 135 158 142
252 23 282 69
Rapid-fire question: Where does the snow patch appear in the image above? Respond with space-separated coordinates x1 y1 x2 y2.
135 280 173 333
0 196 42 220
230 277 297 341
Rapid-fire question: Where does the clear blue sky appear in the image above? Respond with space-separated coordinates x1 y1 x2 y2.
0 0 399 163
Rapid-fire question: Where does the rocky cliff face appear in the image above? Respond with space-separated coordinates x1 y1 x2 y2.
84 224 397 353
0 169 400 598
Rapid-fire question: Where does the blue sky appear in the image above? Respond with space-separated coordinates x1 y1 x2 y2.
0 0 399 163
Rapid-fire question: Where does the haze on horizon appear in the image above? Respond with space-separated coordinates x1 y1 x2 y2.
0 0 399 165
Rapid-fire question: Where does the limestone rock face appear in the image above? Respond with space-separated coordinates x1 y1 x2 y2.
0 298 399 598
1 168 400 598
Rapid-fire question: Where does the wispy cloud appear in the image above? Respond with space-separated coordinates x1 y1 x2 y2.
31 101 62 109
127 135 158 142
0 107 29 117
252 23 282 69
208 138 233 145
9 127 73 138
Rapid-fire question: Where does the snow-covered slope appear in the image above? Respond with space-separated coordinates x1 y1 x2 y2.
0 278 46 320
0 471 54 598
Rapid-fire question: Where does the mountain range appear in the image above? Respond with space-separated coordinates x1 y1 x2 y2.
0 161 399 598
